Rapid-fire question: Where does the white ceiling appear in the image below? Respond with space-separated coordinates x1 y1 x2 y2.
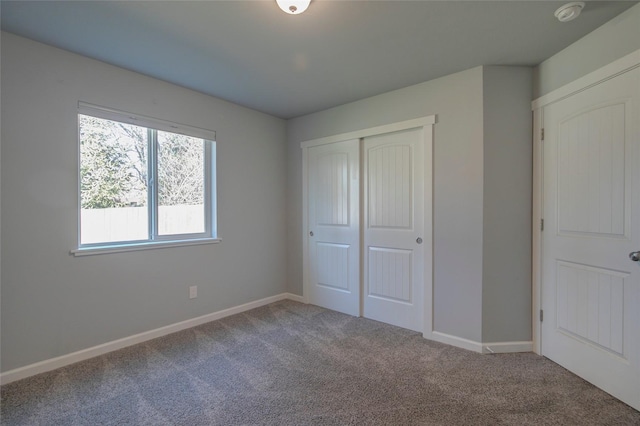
1 1 636 119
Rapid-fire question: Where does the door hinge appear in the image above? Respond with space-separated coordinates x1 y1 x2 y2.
541 218 544 231
541 128 545 141
540 309 544 322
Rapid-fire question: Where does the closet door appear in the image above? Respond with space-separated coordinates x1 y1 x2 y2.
307 139 360 316
363 128 425 332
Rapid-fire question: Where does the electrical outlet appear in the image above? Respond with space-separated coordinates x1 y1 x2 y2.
189 286 198 299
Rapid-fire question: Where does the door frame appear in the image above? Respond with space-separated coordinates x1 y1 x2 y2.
301 115 436 336
531 49 640 355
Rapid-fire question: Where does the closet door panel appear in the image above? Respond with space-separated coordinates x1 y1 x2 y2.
363 128 425 332
307 139 360 316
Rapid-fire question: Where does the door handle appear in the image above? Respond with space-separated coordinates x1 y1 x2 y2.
630 251 640 262
416 237 423 244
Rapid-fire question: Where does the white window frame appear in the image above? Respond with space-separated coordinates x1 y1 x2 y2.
72 102 220 256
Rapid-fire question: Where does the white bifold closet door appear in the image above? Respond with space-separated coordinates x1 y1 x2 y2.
306 126 426 332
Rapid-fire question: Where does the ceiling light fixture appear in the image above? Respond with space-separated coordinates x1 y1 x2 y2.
554 2 585 22
276 0 310 15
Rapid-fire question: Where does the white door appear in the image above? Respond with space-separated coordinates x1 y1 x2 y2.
363 128 425 332
307 139 360 316
541 67 640 410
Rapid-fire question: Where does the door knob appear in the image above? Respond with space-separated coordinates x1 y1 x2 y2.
309 231 314 237
416 237 423 244
630 251 640 262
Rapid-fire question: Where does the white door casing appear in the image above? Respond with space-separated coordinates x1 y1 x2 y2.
363 128 425 332
306 139 360 316
539 64 640 410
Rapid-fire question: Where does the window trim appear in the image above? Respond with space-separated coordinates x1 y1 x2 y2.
75 102 218 254
71 237 222 257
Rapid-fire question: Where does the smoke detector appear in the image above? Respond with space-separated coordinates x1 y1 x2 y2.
554 2 585 22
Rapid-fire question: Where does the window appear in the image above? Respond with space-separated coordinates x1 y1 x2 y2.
75 103 217 254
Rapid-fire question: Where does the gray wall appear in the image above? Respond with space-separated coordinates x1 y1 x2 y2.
1 33 288 372
288 67 486 342
533 3 640 98
481 66 533 342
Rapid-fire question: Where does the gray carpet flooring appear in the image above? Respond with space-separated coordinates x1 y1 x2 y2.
2 300 639 425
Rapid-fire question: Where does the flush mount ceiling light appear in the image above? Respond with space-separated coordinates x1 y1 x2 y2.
276 0 311 15
554 2 585 22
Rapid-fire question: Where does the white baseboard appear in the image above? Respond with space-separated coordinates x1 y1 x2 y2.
285 292 305 303
430 331 484 353
1 292 303 385
1 294 530 385
482 341 533 354
429 331 533 355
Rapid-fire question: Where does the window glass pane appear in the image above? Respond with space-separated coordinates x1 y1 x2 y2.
157 131 205 235
79 115 148 244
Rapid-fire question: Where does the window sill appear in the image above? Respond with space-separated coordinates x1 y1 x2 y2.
71 238 222 257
